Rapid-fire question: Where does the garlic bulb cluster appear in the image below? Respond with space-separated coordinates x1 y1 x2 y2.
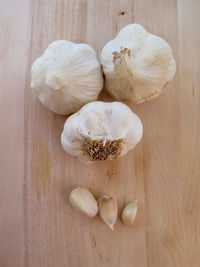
101 24 176 103
31 40 103 115
61 101 143 164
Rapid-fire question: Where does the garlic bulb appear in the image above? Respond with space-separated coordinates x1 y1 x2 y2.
101 24 176 103
31 40 103 115
61 101 143 164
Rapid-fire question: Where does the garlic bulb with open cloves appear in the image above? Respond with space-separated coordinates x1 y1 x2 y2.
31 40 103 115
101 24 176 103
61 101 143 164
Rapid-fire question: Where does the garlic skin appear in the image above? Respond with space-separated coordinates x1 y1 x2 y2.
98 196 118 231
69 187 98 217
101 24 176 103
61 101 143 164
31 40 103 115
121 201 138 226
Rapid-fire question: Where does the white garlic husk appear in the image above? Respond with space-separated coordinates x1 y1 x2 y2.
101 24 176 103
31 40 103 115
61 101 143 164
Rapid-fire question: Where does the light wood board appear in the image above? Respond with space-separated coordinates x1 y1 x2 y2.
0 0 200 266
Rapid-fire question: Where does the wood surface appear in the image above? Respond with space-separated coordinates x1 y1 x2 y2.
0 0 200 266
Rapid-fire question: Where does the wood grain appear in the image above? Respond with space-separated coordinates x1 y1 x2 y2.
0 0 200 266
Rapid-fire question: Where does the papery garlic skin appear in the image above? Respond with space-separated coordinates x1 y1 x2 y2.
101 24 176 103
61 101 143 164
69 187 98 217
31 40 103 115
98 196 118 231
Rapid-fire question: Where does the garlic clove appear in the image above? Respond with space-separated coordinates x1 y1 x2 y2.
121 200 138 226
98 195 118 231
69 187 98 217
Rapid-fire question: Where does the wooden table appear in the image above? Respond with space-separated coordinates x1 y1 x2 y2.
0 1 200 266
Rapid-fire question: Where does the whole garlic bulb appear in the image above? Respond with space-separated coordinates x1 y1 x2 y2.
31 40 103 115
101 24 176 103
61 101 143 164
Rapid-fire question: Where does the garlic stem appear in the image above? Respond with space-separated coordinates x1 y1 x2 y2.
45 73 65 90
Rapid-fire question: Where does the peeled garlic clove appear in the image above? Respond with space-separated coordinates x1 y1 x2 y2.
121 200 138 226
69 187 98 217
61 101 143 164
98 195 118 231
31 40 103 115
101 24 176 103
